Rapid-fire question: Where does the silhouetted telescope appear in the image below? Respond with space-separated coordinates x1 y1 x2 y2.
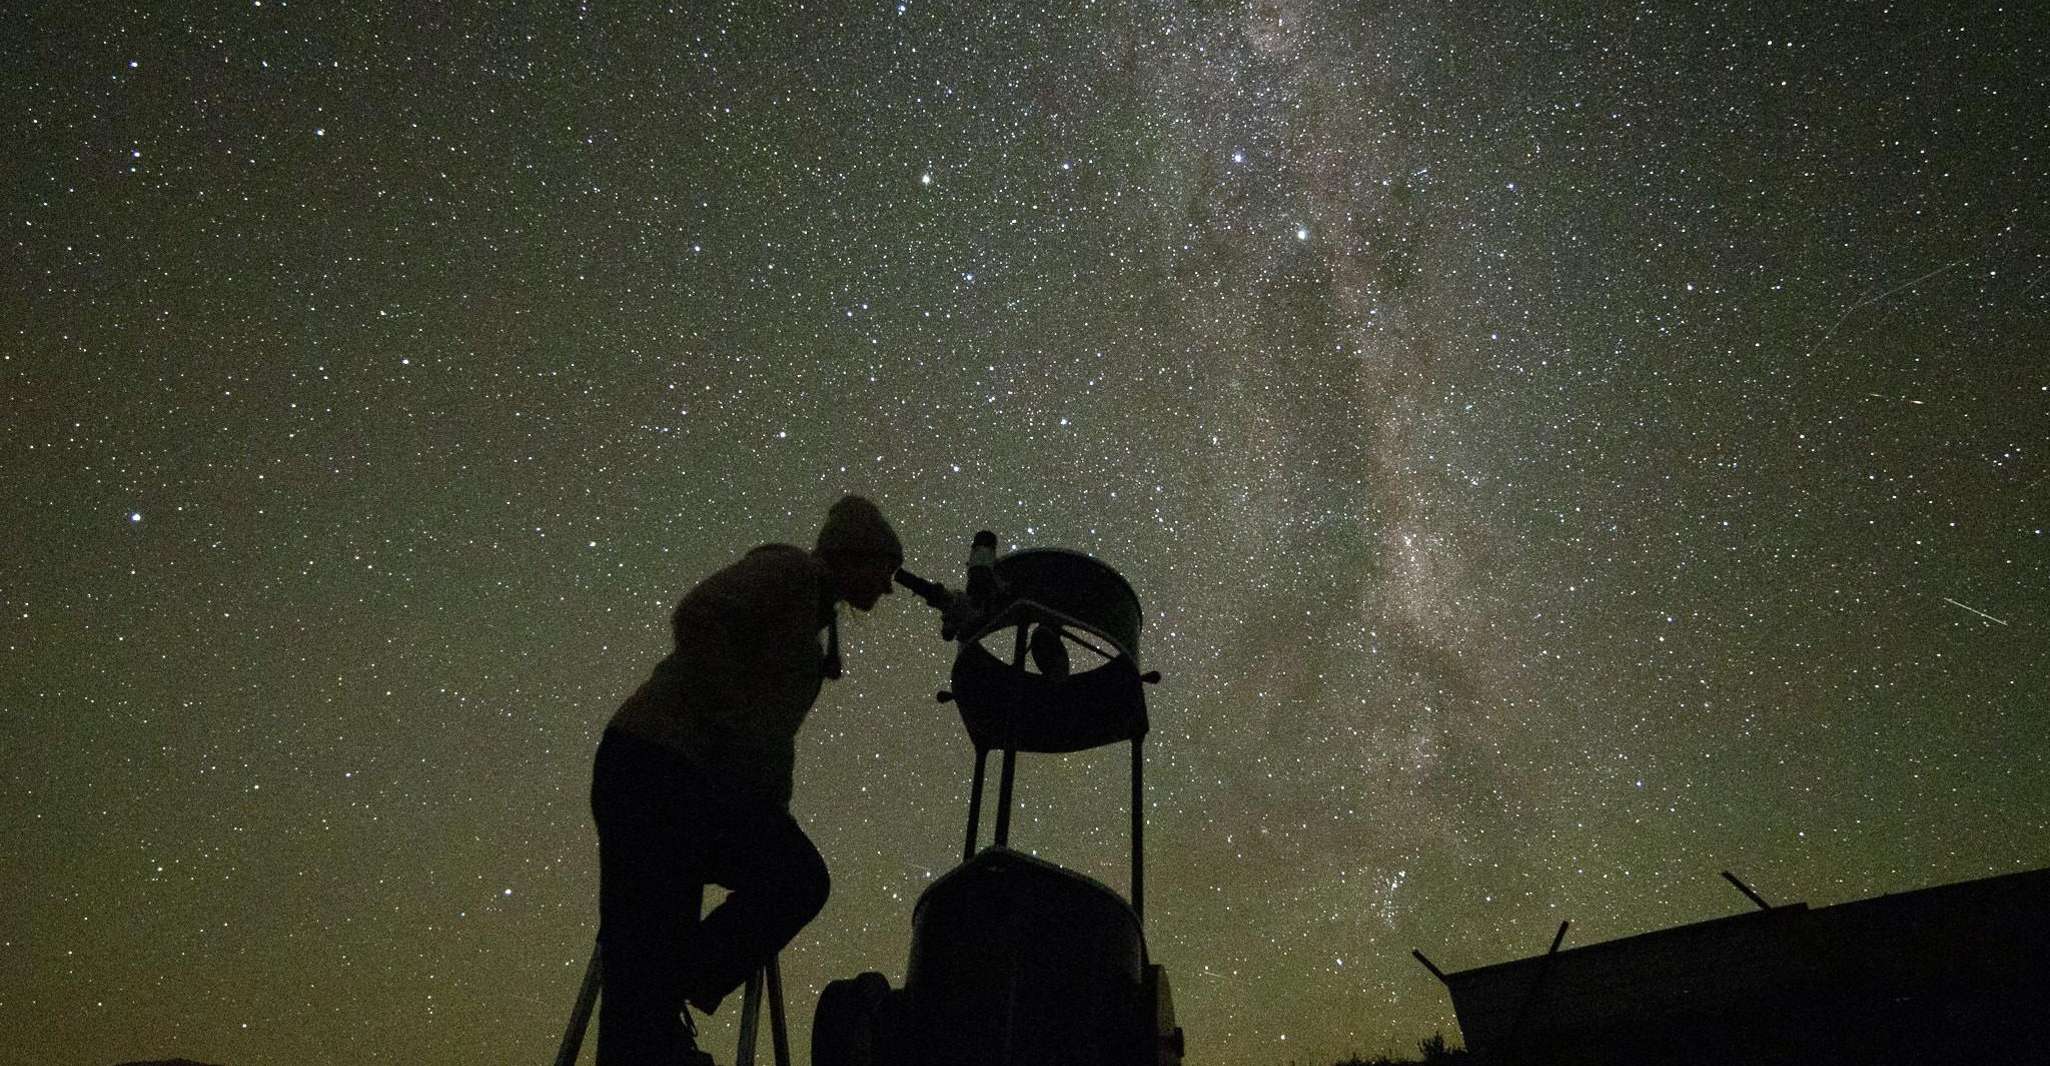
814 532 1180 1066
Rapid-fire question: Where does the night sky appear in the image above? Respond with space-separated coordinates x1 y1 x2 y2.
6 3 2046 1064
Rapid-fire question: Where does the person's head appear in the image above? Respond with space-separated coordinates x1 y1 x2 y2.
815 495 902 611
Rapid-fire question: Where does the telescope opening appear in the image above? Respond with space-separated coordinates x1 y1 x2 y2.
971 622 1119 678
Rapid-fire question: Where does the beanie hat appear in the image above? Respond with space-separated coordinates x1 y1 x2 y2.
815 495 902 563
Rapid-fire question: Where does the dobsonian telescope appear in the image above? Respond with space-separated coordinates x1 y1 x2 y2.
812 530 1185 1066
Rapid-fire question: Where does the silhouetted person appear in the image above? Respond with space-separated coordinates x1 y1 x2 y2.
591 495 902 1066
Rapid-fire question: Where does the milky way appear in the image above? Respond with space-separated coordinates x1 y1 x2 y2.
6 4 2046 1064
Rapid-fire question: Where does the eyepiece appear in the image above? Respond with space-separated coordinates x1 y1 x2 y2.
894 568 954 610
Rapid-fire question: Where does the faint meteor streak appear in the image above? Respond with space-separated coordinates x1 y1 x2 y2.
1942 597 2010 626
1811 257 1970 354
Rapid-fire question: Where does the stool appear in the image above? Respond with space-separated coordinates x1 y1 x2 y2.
551 943 789 1066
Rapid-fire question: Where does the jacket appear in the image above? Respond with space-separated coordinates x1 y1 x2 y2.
607 544 834 806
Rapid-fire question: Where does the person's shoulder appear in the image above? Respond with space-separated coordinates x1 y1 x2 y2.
735 543 827 587
743 542 821 569
687 543 815 599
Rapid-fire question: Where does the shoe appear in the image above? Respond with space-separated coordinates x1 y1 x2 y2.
676 1007 716 1066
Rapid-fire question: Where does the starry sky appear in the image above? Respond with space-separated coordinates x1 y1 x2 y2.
5 3 2046 1064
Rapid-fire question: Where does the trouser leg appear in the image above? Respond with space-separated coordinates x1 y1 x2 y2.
677 797 831 1014
596 839 704 1064
591 729 831 1024
593 732 707 1066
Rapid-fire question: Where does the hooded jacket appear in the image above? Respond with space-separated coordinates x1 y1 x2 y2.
607 544 834 807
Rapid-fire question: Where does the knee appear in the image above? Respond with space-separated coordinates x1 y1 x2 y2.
795 853 830 921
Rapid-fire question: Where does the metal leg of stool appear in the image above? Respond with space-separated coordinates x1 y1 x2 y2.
735 966 764 1066
766 955 790 1066
552 940 603 1066
732 955 790 1066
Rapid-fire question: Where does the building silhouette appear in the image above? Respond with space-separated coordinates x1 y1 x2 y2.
1428 866 2050 1065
